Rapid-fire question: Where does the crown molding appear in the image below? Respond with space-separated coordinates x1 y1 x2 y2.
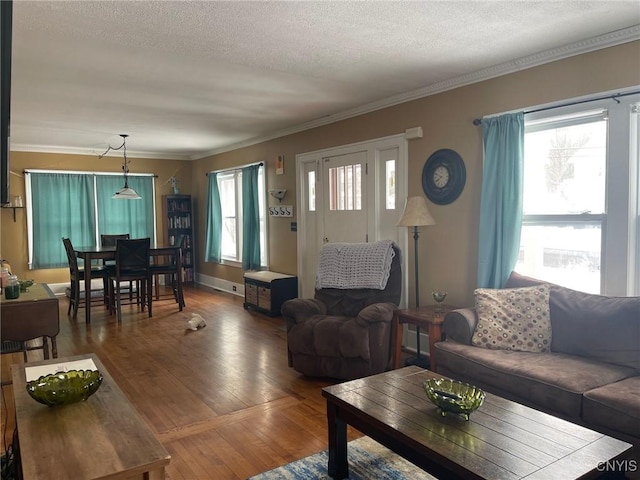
9 143 193 161
195 25 640 159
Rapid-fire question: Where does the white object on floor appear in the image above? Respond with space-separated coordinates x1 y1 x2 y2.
187 313 206 331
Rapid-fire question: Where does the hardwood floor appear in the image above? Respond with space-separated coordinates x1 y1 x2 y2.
0 286 368 479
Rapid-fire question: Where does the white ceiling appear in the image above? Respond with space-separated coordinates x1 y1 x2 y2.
8 1 640 160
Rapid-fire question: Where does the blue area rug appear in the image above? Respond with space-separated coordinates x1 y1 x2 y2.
248 436 436 480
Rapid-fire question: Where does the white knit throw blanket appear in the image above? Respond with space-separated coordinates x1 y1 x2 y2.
316 240 396 290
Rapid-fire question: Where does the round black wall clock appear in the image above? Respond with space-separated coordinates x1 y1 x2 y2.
421 148 466 205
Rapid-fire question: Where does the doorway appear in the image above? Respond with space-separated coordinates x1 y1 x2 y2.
296 134 409 301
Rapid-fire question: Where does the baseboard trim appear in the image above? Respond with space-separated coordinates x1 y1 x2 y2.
194 272 244 298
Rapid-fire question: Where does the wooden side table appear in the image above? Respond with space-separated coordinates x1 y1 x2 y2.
392 304 457 372
1 283 59 362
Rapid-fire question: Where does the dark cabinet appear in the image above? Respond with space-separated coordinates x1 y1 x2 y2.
244 271 298 316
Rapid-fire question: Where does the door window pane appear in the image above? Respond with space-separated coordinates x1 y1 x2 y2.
308 171 316 212
329 164 361 211
385 159 396 209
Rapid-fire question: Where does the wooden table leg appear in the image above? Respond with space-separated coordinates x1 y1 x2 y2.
42 336 49 359
83 252 92 324
392 310 403 369
427 319 444 373
327 401 348 480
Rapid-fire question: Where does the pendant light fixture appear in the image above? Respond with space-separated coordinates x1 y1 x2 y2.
100 134 141 200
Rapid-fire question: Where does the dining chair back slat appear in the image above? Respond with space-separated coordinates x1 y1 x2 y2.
107 238 153 322
102 233 136 301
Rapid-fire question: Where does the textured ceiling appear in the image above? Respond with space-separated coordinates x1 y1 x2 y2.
8 1 640 160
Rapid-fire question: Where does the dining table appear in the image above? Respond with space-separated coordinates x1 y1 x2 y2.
74 244 182 324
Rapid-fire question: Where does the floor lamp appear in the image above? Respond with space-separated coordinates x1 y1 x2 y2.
397 196 436 369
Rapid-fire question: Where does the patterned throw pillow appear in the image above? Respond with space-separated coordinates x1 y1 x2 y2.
471 285 552 353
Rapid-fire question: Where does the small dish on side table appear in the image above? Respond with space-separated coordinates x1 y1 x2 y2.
19 279 34 292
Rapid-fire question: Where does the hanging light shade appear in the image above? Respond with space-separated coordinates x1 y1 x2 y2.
113 185 141 199
100 134 141 200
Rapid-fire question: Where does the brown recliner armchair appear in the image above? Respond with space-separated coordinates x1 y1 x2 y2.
282 243 402 380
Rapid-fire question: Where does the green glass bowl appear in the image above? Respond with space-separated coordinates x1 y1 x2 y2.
26 370 103 407
19 279 34 292
424 378 485 420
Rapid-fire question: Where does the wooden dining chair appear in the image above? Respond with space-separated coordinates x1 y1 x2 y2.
62 237 109 318
106 238 153 322
150 234 185 310
100 233 130 247
101 233 136 301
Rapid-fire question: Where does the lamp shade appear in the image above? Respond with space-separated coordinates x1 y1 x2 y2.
397 196 435 227
112 186 141 199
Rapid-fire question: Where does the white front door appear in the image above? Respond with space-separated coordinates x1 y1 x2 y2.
322 150 368 245
296 135 409 301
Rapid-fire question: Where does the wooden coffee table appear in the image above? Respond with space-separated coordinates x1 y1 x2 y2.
12 353 170 480
322 366 632 480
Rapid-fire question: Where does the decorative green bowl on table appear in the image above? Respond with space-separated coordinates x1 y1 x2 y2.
424 378 485 420
26 370 103 407
18 279 34 292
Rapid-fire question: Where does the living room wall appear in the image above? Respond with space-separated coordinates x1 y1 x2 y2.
192 41 640 307
0 152 192 284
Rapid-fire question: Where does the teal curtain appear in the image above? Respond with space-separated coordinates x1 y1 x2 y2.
204 172 222 262
241 165 261 270
96 176 155 240
30 173 95 268
477 112 525 288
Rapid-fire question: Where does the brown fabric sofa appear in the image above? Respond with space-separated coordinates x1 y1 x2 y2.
282 245 401 380
434 272 640 455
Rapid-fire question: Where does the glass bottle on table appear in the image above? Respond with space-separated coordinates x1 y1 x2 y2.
0 267 9 293
4 275 20 299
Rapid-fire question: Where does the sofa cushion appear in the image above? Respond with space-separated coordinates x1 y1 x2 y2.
582 376 640 440
504 271 640 372
549 287 640 372
471 285 552 353
435 340 637 419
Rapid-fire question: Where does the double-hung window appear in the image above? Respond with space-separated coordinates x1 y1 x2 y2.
213 167 267 267
516 93 639 295
25 170 156 269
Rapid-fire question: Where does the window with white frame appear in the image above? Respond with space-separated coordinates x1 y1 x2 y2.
25 170 156 269
216 168 267 266
516 93 639 295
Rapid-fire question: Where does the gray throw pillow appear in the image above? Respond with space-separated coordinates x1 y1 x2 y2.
472 285 552 353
